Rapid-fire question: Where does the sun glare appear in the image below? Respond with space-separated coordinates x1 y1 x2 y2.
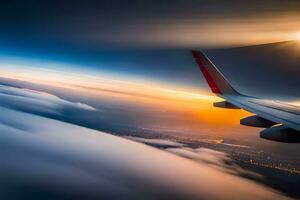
294 32 300 41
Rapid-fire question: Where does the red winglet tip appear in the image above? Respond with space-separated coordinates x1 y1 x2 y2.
191 50 221 94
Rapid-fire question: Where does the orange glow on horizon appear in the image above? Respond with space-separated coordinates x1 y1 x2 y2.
0 67 213 102
0 68 252 128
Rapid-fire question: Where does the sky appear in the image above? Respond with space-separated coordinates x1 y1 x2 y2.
1 0 300 48
1 42 300 102
0 0 300 100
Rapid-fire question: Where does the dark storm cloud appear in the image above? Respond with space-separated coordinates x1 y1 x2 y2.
1 0 300 48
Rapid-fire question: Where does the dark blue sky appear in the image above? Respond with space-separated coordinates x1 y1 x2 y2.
1 41 300 101
0 45 206 89
0 1 299 100
1 0 300 48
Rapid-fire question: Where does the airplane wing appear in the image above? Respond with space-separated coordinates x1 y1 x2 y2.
191 50 300 143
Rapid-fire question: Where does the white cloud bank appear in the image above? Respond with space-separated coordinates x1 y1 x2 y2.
0 84 292 199
0 107 291 200
0 85 97 113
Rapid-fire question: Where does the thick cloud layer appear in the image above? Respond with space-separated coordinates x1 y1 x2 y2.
0 84 293 199
126 136 261 180
0 85 110 133
0 85 97 113
0 105 290 200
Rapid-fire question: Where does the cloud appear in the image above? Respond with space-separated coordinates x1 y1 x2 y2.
125 136 186 148
166 147 261 179
71 102 96 111
0 83 293 199
127 136 261 180
0 84 131 134
0 106 290 200
0 85 97 112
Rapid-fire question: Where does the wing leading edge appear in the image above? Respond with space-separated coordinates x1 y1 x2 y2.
191 50 300 143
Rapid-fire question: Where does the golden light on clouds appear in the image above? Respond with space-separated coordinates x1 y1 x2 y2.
0 65 251 129
0 65 213 102
0 63 261 145
291 101 300 107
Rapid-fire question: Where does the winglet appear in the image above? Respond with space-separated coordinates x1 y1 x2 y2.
191 50 239 95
